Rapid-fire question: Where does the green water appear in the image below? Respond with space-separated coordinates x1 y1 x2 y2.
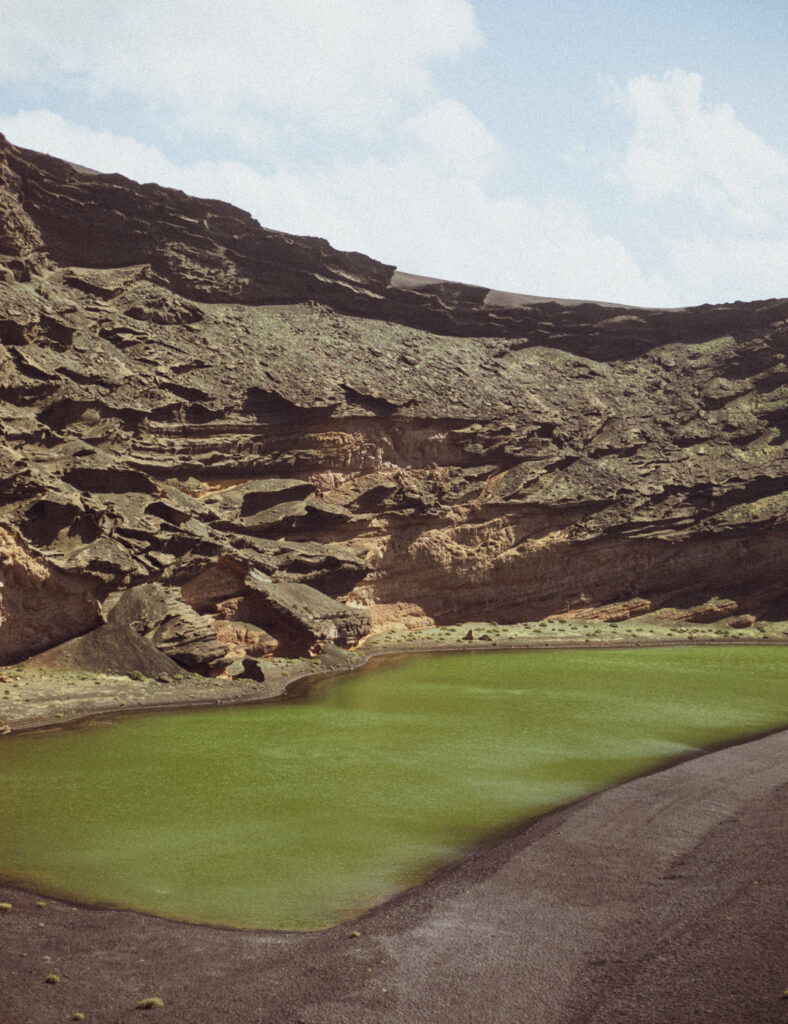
0 647 785 930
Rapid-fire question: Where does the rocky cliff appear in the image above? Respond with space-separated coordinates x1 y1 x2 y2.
1 133 786 675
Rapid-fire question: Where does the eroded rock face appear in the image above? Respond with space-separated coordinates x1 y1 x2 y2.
0 132 786 669
0 525 102 662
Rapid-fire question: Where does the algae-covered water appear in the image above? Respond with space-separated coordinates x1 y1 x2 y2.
0 647 785 930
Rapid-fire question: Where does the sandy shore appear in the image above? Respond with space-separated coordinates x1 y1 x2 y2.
1 629 786 1023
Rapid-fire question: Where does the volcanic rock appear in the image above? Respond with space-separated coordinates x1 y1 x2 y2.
0 132 786 669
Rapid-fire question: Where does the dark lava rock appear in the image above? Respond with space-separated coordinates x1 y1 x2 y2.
241 657 266 682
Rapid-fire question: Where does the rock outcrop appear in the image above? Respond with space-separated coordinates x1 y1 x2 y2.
0 133 786 671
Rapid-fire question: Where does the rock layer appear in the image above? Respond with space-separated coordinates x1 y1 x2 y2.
0 133 786 670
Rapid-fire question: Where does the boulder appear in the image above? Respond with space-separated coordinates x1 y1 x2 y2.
243 571 370 650
728 614 757 629
211 617 278 657
106 582 233 673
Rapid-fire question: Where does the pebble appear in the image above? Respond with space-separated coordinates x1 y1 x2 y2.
136 996 164 1010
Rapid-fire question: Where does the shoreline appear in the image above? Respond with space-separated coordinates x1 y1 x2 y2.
1 631 786 1022
1 632 785 912
2 619 787 734
3 715 785 933
1 725 785 1022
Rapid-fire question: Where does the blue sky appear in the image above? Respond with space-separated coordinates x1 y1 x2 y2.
1 0 786 306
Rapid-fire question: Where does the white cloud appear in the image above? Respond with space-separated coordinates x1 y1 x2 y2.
666 235 788 305
609 69 788 229
4 6 787 308
1 109 669 306
0 0 481 143
0 3 676 305
304 162 669 304
400 99 503 178
603 70 788 302
1 109 187 184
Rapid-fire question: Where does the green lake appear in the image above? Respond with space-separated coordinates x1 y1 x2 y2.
0 647 786 930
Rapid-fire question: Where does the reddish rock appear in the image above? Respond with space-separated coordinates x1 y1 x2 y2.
728 614 757 629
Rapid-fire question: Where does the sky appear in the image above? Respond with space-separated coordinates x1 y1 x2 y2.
1 0 787 307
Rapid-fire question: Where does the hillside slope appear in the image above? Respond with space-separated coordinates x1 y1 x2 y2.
1 133 786 673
